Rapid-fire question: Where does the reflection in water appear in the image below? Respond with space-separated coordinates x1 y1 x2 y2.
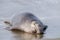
11 30 44 40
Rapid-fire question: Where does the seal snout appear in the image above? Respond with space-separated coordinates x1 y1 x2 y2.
40 25 48 34
39 25 48 34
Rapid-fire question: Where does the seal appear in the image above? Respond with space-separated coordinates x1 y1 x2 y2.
4 12 47 34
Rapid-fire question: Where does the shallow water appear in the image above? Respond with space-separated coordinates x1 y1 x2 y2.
0 0 60 40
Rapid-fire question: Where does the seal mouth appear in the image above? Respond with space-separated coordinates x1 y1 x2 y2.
32 29 44 34
32 30 37 33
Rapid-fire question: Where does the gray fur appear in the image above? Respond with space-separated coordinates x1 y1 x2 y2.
4 12 47 34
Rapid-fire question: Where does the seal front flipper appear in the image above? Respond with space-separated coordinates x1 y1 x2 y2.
4 20 13 30
4 21 12 26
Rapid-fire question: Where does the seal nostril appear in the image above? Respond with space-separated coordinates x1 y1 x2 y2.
43 27 46 31
43 25 48 31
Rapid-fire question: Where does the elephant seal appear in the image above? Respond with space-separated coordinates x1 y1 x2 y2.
4 12 47 34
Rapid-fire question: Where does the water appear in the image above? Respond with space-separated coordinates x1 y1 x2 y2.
0 0 60 40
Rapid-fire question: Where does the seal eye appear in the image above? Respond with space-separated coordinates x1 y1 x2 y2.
31 21 36 27
38 24 41 27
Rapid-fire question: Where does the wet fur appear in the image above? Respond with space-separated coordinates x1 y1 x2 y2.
4 12 47 34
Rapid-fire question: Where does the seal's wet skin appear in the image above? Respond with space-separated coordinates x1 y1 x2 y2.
4 13 48 34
